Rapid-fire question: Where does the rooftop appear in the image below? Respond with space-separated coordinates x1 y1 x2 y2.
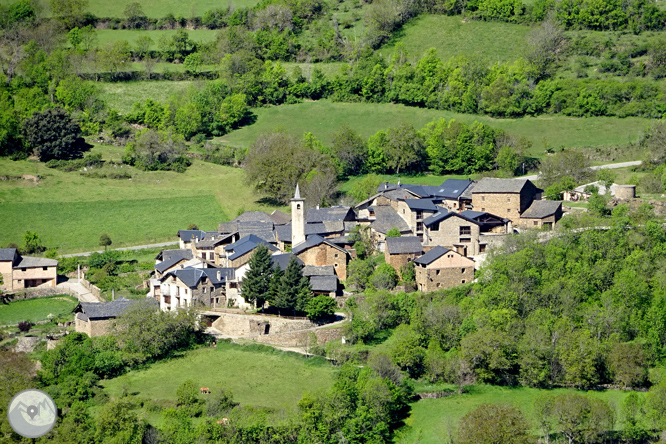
414 246 451 265
0 248 17 262
309 275 338 292
521 200 563 219
386 236 423 255
14 256 58 268
303 265 335 276
74 297 157 320
369 206 411 234
404 199 439 212
472 178 532 194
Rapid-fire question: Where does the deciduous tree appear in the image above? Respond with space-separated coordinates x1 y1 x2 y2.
458 403 530 444
22 107 89 161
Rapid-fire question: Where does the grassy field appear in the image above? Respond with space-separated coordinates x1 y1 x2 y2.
0 146 281 252
395 384 637 443
219 100 649 157
94 29 218 48
96 80 197 113
0 295 78 325
381 15 530 63
57 0 261 18
101 342 336 412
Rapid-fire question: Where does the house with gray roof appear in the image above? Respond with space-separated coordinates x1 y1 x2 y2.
414 246 475 293
367 206 412 251
0 248 58 292
471 178 542 225
384 236 423 276
221 235 279 268
293 235 351 281
74 297 158 337
158 266 235 311
519 200 563 229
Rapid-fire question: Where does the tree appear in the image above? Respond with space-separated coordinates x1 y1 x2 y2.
176 379 200 408
183 52 202 75
23 230 45 254
49 0 88 26
370 263 399 290
186 223 199 230
95 398 145 444
389 324 425 378
125 129 189 172
588 193 610 217
457 403 530 444
596 168 616 190
551 394 614 444
538 150 592 188
306 295 337 321
241 245 274 310
134 35 153 60
384 123 427 174
99 233 112 250
99 40 132 78
346 258 375 291
525 12 567 79
331 124 367 177
273 256 311 314
123 2 146 29
349 173 383 203
608 342 648 388
386 227 401 237
348 225 374 260
205 386 237 417
22 107 90 161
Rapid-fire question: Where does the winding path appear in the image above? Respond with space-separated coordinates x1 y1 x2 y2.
518 160 642 181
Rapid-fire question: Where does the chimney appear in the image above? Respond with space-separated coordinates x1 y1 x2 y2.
195 236 199 242
316 204 319 210
217 270 221 281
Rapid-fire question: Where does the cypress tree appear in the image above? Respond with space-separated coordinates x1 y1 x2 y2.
276 256 311 315
241 245 273 310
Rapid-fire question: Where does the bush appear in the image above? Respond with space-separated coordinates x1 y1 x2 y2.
17 321 32 332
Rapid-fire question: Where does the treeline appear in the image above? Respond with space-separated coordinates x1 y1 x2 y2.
343 210 666 392
243 118 531 205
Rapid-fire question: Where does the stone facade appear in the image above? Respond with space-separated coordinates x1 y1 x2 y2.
415 251 475 292
75 315 113 337
472 182 538 225
11 265 57 290
423 214 481 257
296 244 348 280
0 260 13 291
520 213 559 229
160 274 227 311
211 312 315 336
385 250 420 274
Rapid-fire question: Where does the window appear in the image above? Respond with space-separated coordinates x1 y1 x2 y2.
21 268 25 272
416 211 422 219
480 244 487 253
403 209 405 214
437 283 441 288
481 208 485 211
461 268 465 273
185 289 188 295
334 263 339 268
436 270 440 276
507 197 511 202
481 195 485 201
431 222 440 231
334 253 338 258
507 209 511 213
453 203 457 208
297 204 301 209
459 238 471 243
43 266 48 271
533 221 538 226
460 226 471 235
203 287 207 293
462 280 466 284
416 222 423 231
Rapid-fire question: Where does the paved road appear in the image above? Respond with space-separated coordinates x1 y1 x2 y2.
61 241 179 258
517 160 642 181
56 279 103 303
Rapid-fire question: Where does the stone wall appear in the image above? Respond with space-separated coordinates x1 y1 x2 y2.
472 192 522 225
2 286 77 302
296 243 348 280
424 215 480 256
75 316 113 337
252 326 344 347
416 265 475 293
81 278 103 299
385 251 419 275
211 312 315 337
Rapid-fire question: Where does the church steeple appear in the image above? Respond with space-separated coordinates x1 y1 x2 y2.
291 183 305 247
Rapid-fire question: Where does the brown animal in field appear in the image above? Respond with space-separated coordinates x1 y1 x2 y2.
217 418 229 425
200 387 210 394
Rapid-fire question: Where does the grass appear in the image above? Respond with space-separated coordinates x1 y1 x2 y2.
96 80 197 113
219 100 650 157
94 29 218 48
101 342 336 412
70 0 260 18
0 148 283 252
0 295 78 325
395 384 638 443
381 15 531 63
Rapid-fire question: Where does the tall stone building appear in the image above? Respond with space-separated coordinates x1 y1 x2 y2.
291 184 305 246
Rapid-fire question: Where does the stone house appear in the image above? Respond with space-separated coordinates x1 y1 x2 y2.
396 199 439 241
177 229 209 250
292 234 351 281
471 178 541 225
519 200 563 229
414 246 475 293
194 232 238 265
0 248 58 291
384 236 424 275
159 267 234 311
73 297 157 337
367 205 412 251
303 265 341 297
221 235 279 268
423 211 482 256
422 179 474 211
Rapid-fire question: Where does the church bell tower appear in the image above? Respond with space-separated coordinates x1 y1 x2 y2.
291 184 305 246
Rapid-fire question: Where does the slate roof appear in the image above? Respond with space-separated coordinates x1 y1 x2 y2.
423 211 452 227
167 267 232 288
231 211 273 223
178 230 207 241
15 257 58 268
303 265 335 276
472 178 531 194
405 199 438 212
460 181 476 200
414 246 451 265
196 234 230 248
271 253 303 271
269 210 291 225
309 275 338 292
158 249 193 262
0 248 18 262
329 235 353 245
306 206 355 223
386 236 423 255
238 221 276 243
275 224 292 242
460 210 509 224
224 234 278 260
369 206 411 234
423 179 474 199
201 267 235 284
521 200 562 219
292 235 349 255
155 256 187 274
73 297 156 320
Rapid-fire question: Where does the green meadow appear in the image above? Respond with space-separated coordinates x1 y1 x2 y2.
0 147 281 252
396 384 636 444
97 80 197 114
382 14 531 63
101 342 336 411
61 0 261 18
218 100 649 156
0 295 78 325
94 29 218 48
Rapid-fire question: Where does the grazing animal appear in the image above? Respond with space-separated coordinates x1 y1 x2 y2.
217 418 229 425
200 387 210 394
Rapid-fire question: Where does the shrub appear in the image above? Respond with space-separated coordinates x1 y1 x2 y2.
18 321 32 332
